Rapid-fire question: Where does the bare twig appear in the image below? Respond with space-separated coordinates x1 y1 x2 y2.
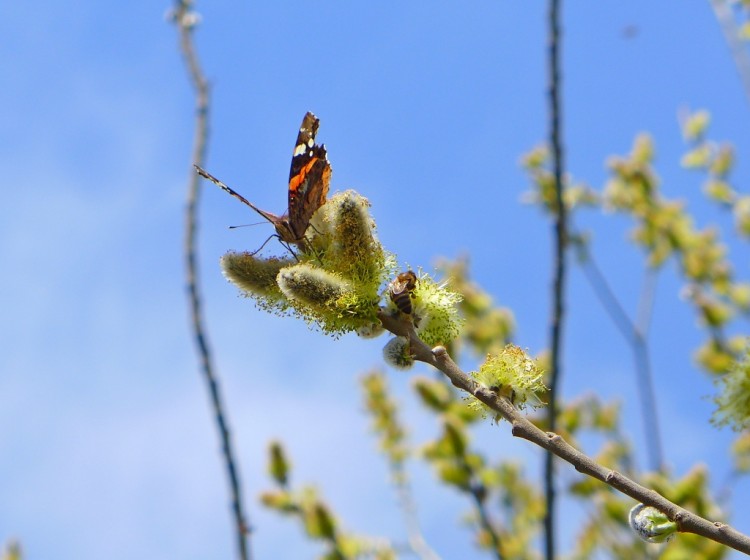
465 476 504 560
579 252 664 472
172 2 251 559
392 466 442 560
377 311 750 555
545 0 566 557
710 0 750 107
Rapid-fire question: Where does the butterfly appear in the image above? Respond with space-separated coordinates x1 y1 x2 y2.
196 111 332 250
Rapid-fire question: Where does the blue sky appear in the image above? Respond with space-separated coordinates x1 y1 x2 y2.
2 1 750 558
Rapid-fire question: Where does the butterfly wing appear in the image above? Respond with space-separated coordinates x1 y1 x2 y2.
287 112 332 240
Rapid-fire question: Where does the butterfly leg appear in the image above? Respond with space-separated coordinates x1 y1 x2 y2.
249 234 281 256
249 234 300 262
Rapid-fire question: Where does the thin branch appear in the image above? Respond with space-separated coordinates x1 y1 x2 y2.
578 251 664 472
172 3 251 559
635 266 658 337
631 267 664 472
377 311 750 556
710 0 750 107
457 459 504 560
545 0 566 557
392 465 442 560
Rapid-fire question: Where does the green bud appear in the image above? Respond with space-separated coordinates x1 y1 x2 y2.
682 110 711 142
305 503 337 540
628 504 677 543
382 336 414 370
734 196 750 237
278 263 352 309
412 377 453 411
259 490 297 513
320 191 392 291
681 144 711 169
268 441 289 487
221 252 294 306
703 179 735 204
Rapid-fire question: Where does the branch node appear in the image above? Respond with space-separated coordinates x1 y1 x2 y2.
605 470 620 484
432 345 447 357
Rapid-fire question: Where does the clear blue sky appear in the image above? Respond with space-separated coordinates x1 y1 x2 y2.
2 1 749 558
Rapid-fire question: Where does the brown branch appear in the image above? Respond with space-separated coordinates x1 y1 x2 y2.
377 311 750 556
545 0 566 557
172 2 251 559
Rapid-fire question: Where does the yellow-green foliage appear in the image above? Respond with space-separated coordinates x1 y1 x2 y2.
361 371 408 473
411 272 463 346
277 264 355 327
712 339 750 431
438 257 515 357
1 542 21 560
732 431 750 472
220 190 467 348
682 110 710 141
468 344 547 418
220 252 294 312
268 440 290 487
222 191 398 336
521 144 599 213
319 191 392 289
735 196 750 235
261 443 397 559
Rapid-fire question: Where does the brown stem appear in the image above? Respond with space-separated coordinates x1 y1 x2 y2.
545 0 566 556
172 3 251 559
377 311 750 555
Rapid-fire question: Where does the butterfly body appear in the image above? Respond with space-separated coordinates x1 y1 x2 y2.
196 112 331 249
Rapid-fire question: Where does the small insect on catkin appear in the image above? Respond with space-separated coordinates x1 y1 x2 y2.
389 270 418 315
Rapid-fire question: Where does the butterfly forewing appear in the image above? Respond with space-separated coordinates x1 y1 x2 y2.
287 112 332 240
197 111 331 249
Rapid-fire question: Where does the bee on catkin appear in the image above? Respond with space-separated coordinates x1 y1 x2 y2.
389 270 418 315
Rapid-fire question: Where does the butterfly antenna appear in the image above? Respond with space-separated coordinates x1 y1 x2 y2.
194 165 280 227
228 221 268 230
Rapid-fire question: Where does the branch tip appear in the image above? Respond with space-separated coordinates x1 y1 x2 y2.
432 345 448 357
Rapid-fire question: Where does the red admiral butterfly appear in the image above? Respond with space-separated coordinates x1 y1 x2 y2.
196 112 332 249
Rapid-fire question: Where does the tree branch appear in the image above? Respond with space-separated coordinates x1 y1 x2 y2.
545 0 566 556
377 311 750 556
579 251 664 472
172 3 251 559
710 0 750 108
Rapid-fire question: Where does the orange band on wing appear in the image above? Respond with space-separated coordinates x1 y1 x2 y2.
289 157 319 192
